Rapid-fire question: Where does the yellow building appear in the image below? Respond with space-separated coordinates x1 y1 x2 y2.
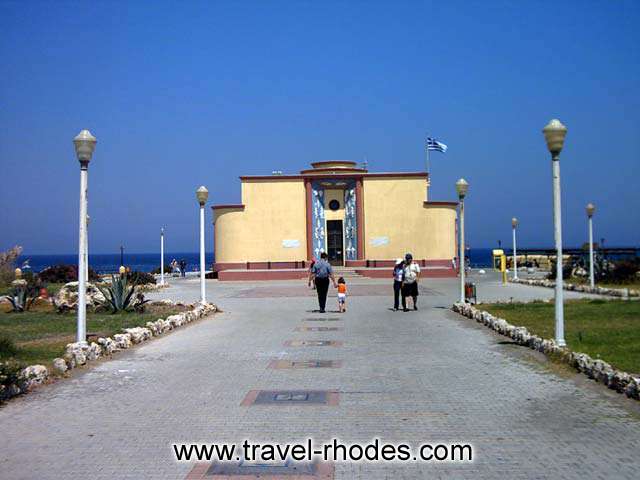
212 161 458 280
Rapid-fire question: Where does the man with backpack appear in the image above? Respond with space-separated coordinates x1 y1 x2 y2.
401 253 421 311
308 252 337 313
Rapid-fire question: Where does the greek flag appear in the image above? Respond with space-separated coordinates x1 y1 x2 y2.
426 137 448 153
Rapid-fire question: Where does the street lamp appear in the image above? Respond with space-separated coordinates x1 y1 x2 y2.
85 214 90 283
196 186 209 303
73 129 96 343
586 203 596 289
543 118 568 347
511 217 519 280
456 178 469 303
160 227 165 286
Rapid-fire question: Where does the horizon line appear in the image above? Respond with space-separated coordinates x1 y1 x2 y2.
15 246 638 257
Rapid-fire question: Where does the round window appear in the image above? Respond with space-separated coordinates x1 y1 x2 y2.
328 199 340 211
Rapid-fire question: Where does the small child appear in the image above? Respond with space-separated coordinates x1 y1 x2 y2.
337 277 347 313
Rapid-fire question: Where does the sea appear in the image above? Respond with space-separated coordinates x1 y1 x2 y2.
16 253 214 275
16 249 498 274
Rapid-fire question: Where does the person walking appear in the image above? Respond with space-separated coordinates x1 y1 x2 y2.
337 277 347 313
170 259 179 276
401 253 421 311
308 252 337 313
308 256 317 290
179 259 187 277
392 258 404 311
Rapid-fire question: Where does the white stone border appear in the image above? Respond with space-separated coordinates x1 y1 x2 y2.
452 302 640 401
0 300 216 402
136 282 170 293
510 277 639 298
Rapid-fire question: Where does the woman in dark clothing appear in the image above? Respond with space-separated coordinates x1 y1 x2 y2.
392 258 404 311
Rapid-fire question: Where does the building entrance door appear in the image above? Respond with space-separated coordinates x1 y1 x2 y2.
326 220 344 266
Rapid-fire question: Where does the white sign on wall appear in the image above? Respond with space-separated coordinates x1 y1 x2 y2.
282 239 301 248
369 236 389 247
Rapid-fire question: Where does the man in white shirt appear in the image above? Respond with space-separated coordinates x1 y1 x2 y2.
401 253 421 311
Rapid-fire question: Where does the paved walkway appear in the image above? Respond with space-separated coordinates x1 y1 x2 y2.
1 273 638 479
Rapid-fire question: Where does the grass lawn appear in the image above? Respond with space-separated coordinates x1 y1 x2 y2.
482 299 640 374
0 302 186 366
43 282 66 297
0 282 66 297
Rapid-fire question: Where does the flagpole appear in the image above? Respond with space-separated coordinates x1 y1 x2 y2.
425 135 430 175
425 135 430 201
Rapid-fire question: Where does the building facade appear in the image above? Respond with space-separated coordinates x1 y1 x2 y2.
212 161 458 279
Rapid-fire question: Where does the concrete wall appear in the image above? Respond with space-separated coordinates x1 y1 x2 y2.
363 177 456 260
214 179 307 262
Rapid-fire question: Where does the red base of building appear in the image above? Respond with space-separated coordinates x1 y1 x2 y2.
354 267 456 279
345 259 452 268
213 259 456 281
217 269 309 281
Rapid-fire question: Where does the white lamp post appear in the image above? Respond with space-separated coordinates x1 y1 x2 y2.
85 214 90 283
586 203 596 289
73 129 96 343
160 227 165 286
456 178 469 303
196 186 209 303
543 119 568 347
512 217 519 280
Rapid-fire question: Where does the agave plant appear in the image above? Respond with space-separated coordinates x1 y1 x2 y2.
96 274 148 313
2 284 39 312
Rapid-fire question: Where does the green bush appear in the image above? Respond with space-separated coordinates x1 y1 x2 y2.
608 259 640 284
0 337 19 359
0 360 27 402
546 262 573 280
0 246 22 287
96 275 149 313
151 265 172 274
126 271 156 285
2 283 39 312
38 264 100 283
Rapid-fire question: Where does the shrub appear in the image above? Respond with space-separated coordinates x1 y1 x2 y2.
96 274 149 313
608 259 640 284
126 271 156 285
151 265 172 274
0 360 27 402
37 264 100 283
0 246 22 287
546 261 573 280
35 264 75 283
2 283 39 312
0 337 19 359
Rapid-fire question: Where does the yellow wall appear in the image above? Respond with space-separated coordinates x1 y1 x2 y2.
363 177 456 259
215 175 456 263
423 204 457 259
214 179 307 262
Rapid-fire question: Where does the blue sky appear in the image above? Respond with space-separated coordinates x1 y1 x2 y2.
1 0 638 255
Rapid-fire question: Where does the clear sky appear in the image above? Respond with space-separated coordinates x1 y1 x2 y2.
1 0 638 255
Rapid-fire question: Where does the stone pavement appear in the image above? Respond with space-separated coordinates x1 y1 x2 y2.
1 272 638 479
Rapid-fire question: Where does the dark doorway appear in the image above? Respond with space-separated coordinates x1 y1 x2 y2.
326 220 344 266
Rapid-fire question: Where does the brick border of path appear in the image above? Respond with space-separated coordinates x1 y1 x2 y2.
509 277 639 298
0 300 217 403
452 302 640 401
